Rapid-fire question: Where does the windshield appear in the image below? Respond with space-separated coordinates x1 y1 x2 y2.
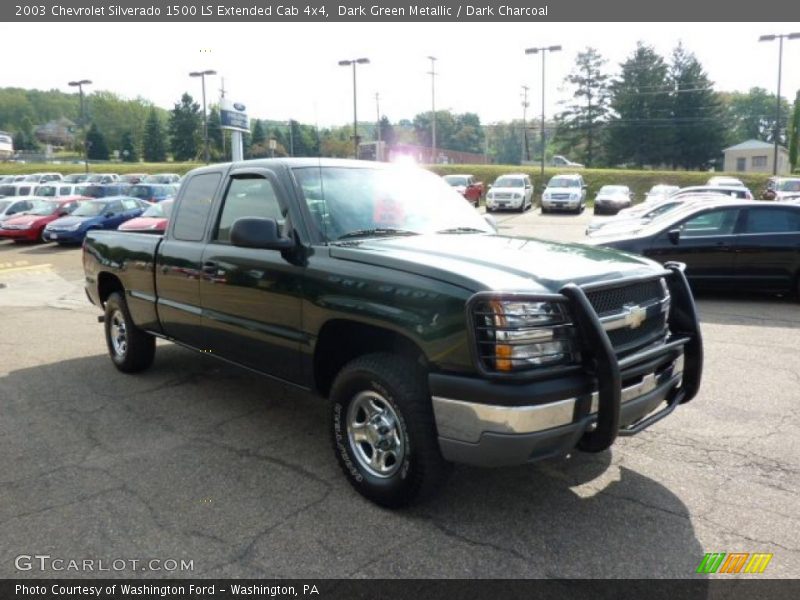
776 180 800 192
600 186 627 194
35 185 57 197
23 174 41 182
294 166 493 241
443 176 468 187
494 177 524 188
0 200 11 211
128 185 153 199
142 201 172 218
26 201 60 216
72 201 108 217
548 177 580 188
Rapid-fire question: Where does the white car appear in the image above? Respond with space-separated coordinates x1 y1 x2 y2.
644 184 680 203
593 185 633 215
551 155 585 168
34 183 83 198
541 174 587 214
671 185 753 200
707 176 746 188
485 174 533 212
0 196 47 222
766 177 800 202
0 181 37 197
20 172 63 184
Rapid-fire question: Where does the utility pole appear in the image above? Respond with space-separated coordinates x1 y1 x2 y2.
338 58 370 158
521 85 530 163
525 45 562 183
759 32 800 174
427 56 437 164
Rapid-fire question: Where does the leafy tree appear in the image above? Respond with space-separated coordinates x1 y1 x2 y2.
251 119 266 146
555 47 611 167
721 87 791 145
607 43 673 167
379 116 396 147
486 121 524 165
120 130 138 162
667 43 725 169
142 108 167 162
207 106 224 158
789 90 800 170
85 123 109 160
168 93 201 161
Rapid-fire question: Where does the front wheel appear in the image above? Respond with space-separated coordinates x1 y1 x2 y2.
330 353 451 508
104 292 155 373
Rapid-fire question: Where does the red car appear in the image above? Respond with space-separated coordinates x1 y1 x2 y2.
0 196 88 242
118 199 173 233
443 174 484 207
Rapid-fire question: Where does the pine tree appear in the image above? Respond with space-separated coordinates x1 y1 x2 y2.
789 90 800 171
168 93 201 161
207 106 223 158
251 119 266 145
555 47 610 167
142 108 167 162
120 130 138 162
85 123 109 160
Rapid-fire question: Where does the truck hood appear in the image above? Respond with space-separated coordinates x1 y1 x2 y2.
329 233 660 293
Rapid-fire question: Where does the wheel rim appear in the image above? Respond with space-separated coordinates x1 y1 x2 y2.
346 390 406 478
109 309 128 358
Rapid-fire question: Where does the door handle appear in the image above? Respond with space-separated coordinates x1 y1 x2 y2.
202 261 218 274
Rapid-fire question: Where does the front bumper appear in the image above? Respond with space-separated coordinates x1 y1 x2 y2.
487 197 523 210
43 229 85 243
429 264 702 467
542 197 580 210
0 228 38 241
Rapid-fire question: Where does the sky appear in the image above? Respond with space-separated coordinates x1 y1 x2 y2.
2 22 800 127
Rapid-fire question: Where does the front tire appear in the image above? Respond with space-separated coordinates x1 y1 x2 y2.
104 292 155 373
330 353 450 508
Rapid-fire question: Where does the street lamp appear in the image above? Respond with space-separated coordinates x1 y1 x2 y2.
759 33 800 175
427 56 437 163
525 45 562 184
189 69 217 164
68 79 92 126
338 58 370 158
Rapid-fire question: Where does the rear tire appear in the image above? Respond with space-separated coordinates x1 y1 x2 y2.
330 353 451 508
104 292 155 373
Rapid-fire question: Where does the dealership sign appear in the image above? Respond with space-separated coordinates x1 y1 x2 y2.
220 100 249 133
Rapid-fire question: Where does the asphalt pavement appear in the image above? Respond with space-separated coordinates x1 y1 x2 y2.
1 207 798 578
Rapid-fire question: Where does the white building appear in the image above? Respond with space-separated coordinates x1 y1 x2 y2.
723 139 790 175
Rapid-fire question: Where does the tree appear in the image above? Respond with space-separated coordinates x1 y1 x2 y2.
607 43 674 168
168 93 201 161
251 119 266 146
378 116 396 147
120 130 138 162
207 106 224 159
789 90 800 171
721 87 791 145
555 47 611 167
85 123 109 160
666 43 725 169
142 108 167 162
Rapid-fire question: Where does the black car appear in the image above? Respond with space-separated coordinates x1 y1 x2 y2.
592 201 800 296
74 184 131 199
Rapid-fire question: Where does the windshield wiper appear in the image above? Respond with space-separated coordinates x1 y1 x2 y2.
335 228 419 240
436 227 487 234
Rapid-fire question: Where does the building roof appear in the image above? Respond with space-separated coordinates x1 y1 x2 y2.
723 139 788 152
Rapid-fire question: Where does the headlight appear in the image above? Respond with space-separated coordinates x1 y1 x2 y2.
474 299 579 372
487 192 493 199
66 223 81 231
513 193 521 199
571 192 579 200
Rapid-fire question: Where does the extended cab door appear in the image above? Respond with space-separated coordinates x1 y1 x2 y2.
156 171 223 348
199 169 305 384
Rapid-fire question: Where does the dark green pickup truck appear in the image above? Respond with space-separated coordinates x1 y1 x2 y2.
83 159 703 507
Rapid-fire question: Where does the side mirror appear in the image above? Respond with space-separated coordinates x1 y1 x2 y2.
105 212 115 218
487 184 493 190
231 217 294 250
668 229 681 245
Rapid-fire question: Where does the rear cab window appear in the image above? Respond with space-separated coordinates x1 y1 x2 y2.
171 172 221 241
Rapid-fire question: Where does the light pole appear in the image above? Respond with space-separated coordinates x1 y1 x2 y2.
525 45 562 183
521 85 530 164
68 79 92 126
339 58 370 158
759 32 800 175
189 69 217 164
427 56 437 163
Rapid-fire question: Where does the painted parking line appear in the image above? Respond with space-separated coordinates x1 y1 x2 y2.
0 263 52 275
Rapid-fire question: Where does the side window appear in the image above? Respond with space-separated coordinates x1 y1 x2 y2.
214 177 284 244
172 173 221 242
744 208 800 234
680 209 739 237
60 186 70 195
122 199 139 211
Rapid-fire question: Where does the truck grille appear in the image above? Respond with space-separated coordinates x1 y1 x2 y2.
585 279 669 355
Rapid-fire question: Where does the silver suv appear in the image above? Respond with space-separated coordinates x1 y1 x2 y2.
541 173 587 214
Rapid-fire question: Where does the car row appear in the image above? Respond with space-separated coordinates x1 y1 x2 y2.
0 172 181 196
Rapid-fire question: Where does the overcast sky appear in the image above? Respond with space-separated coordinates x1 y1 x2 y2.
3 22 800 127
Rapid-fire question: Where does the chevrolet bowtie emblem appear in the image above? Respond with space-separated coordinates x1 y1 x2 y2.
624 303 648 329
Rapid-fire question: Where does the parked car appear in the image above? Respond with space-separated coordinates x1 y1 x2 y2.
0 182 36 197
21 172 63 184
593 185 633 215
442 174 484 206
74 184 132 199
118 199 173 233
82 158 702 507
34 183 83 198
485 173 533 212
707 176 747 188
43 196 148 244
551 155 585 168
85 173 119 184
587 196 726 237
644 184 680 203
761 177 800 201
541 173 587 213
591 201 800 296
0 196 45 223
117 173 148 185
126 183 178 204
0 197 87 242
0 175 18 184
142 173 181 184
671 185 753 200
62 173 90 184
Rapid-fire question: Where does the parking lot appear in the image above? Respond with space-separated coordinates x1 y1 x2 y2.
1 207 799 579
